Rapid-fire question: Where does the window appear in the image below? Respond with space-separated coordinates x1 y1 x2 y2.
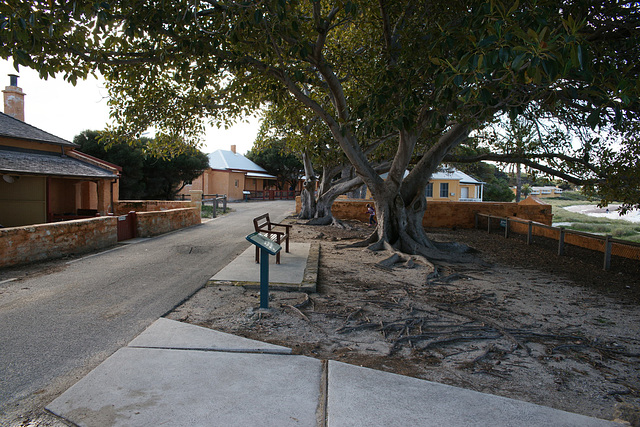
425 183 433 198
235 179 239 187
440 183 449 198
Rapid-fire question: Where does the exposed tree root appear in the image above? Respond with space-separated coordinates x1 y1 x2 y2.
374 246 434 272
305 215 353 229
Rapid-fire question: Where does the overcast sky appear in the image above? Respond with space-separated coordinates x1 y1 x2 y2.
0 59 260 155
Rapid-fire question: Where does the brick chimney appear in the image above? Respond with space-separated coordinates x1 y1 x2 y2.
3 74 25 121
231 144 237 154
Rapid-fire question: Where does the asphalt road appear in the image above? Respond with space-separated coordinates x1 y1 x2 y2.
0 200 295 419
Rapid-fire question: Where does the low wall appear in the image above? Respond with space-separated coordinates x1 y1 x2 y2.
296 197 552 228
136 207 201 237
508 217 640 261
0 216 118 268
114 200 195 215
1 206 202 269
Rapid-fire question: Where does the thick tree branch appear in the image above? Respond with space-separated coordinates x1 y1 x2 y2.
443 152 599 174
402 123 471 199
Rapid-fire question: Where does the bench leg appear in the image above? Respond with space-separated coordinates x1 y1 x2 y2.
255 246 259 263
285 236 290 253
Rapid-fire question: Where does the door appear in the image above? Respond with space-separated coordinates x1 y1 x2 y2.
117 211 137 241
460 187 469 200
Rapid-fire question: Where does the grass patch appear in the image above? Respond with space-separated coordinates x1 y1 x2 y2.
201 205 231 218
543 198 640 242
551 191 592 203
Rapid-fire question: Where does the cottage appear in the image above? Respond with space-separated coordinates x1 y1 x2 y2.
178 145 281 201
426 167 485 202
368 167 484 202
0 75 120 227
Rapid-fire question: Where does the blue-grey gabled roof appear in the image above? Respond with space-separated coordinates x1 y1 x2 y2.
0 146 118 179
0 112 76 147
207 149 269 173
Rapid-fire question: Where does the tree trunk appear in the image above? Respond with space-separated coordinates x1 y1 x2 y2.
299 151 318 220
359 125 471 261
306 172 364 226
299 179 317 220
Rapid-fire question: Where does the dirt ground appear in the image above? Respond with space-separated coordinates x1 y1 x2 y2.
168 218 640 425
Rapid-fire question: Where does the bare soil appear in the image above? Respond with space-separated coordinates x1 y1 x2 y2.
168 219 640 425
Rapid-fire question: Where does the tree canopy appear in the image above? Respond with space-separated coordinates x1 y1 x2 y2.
2 0 639 260
246 139 304 191
75 130 209 200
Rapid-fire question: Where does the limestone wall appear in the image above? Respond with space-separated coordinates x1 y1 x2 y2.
296 197 553 228
136 207 201 237
1 205 201 268
0 216 117 268
114 200 195 215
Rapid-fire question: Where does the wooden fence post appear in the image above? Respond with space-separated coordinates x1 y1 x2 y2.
212 198 218 218
527 221 533 245
603 235 612 271
558 227 565 256
504 218 509 238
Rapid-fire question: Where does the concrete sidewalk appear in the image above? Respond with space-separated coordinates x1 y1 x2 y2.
45 238 621 426
208 242 319 292
47 318 620 426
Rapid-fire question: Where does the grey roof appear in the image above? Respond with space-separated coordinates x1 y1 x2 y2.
0 112 76 147
0 146 118 179
380 167 484 184
208 150 268 173
431 168 485 184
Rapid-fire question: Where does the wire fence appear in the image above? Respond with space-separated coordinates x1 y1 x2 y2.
475 213 640 272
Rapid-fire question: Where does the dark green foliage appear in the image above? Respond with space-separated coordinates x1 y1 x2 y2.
74 130 209 200
246 140 303 190
455 161 514 202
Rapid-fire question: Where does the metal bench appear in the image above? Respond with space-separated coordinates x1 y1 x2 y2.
253 213 291 264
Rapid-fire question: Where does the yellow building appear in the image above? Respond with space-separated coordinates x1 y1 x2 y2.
369 167 484 201
425 168 485 202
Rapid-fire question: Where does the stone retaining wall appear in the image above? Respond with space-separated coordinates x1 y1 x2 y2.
0 216 118 268
136 207 201 237
1 206 201 268
114 200 195 215
296 197 553 228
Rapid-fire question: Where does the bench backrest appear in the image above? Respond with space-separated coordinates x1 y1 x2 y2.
253 213 271 231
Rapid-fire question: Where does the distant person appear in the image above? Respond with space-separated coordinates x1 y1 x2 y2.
366 203 377 227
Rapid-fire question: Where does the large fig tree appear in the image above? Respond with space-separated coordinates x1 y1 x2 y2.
2 0 638 261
